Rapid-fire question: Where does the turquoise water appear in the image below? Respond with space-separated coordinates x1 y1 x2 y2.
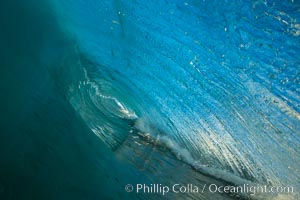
0 0 299 199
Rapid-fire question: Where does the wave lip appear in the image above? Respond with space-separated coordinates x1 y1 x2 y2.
66 57 139 149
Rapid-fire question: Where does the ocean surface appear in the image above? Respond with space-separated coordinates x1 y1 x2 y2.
0 0 299 199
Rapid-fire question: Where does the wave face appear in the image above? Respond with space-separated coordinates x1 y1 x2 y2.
0 0 299 199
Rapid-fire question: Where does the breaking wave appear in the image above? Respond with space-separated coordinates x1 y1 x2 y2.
1 0 299 199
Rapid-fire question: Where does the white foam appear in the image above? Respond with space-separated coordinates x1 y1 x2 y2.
133 126 255 187
156 135 253 185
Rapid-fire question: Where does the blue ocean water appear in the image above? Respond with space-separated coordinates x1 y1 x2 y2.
0 0 299 199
